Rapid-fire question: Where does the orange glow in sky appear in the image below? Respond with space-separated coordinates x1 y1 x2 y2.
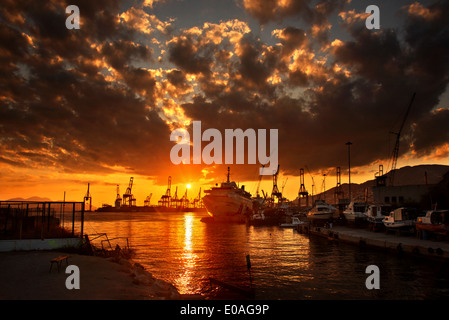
1 0 449 207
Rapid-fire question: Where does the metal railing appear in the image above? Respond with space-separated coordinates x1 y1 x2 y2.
0 201 85 240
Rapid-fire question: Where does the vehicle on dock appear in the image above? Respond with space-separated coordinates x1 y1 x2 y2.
307 200 336 225
416 209 449 239
383 207 422 232
364 204 391 230
343 201 368 224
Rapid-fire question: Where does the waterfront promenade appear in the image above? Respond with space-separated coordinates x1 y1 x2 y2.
299 224 449 260
0 251 180 300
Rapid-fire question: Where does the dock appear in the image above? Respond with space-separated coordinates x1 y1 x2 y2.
297 224 449 260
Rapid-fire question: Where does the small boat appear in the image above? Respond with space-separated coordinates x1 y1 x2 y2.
415 209 449 237
343 201 368 223
307 200 336 224
383 207 421 231
364 204 391 229
280 216 305 228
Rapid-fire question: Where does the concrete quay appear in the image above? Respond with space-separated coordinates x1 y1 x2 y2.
297 224 449 260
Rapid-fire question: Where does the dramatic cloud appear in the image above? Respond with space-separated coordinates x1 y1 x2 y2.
1 0 448 190
0 0 173 180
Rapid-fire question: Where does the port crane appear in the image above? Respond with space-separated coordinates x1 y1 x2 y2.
181 188 189 208
281 178 288 194
298 168 309 207
271 165 282 204
115 185 122 208
321 173 327 202
144 193 152 207
123 177 136 207
84 183 92 212
159 176 172 207
389 92 416 186
170 186 179 208
334 167 344 204
193 188 203 208
305 166 316 204
255 164 266 197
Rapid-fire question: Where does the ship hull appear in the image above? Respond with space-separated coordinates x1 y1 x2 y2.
343 212 366 223
202 193 253 222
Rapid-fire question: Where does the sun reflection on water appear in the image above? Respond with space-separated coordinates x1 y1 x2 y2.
176 214 198 294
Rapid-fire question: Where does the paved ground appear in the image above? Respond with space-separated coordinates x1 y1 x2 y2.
318 225 449 259
0 251 179 300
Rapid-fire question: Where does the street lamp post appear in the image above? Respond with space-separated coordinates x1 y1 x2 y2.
346 142 352 202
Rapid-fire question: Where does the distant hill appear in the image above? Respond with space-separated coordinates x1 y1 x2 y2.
6 196 52 202
299 164 449 204
383 165 449 186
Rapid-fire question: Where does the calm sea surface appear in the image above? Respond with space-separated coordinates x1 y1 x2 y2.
81 210 449 299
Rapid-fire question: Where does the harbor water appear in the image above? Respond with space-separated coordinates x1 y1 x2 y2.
82 210 449 299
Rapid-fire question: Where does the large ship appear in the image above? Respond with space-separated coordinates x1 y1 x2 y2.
202 167 253 222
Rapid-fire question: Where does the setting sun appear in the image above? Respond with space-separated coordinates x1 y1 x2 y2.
186 184 191 189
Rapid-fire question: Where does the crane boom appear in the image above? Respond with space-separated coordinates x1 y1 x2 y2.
305 166 315 197
390 92 416 185
125 177 134 195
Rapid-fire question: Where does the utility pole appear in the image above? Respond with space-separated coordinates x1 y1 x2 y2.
346 142 352 202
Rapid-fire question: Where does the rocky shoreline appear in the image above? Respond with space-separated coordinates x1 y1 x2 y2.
111 256 181 300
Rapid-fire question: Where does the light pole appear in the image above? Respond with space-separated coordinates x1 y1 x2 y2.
346 142 352 202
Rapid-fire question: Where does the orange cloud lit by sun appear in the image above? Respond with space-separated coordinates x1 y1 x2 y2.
406 2 441 20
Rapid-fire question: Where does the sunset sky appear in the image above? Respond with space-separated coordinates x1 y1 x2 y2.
1 0 449 206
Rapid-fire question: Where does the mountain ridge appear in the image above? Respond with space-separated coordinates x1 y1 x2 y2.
299 164 449 204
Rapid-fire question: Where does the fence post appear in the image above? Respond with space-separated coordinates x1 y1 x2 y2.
80 202 85 238
47 203 51 231
72 202 75 237
41 203 46 239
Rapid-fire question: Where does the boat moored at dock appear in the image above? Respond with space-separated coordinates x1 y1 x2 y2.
383 207 422 232
307 200 336 224
280 216 305 228
364 203 391 230
202 167 253 223
343 201 368 224
416 209 449 238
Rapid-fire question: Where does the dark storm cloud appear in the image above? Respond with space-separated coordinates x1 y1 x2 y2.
413 108 449 155
236 34 279 91
101 40 153 71
242 0 312 25
166 69 188 88
405 1 449 156
1 0 449 185
168 34 214 75
242 0 348 43
0 0 173 178
176 0 449 179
